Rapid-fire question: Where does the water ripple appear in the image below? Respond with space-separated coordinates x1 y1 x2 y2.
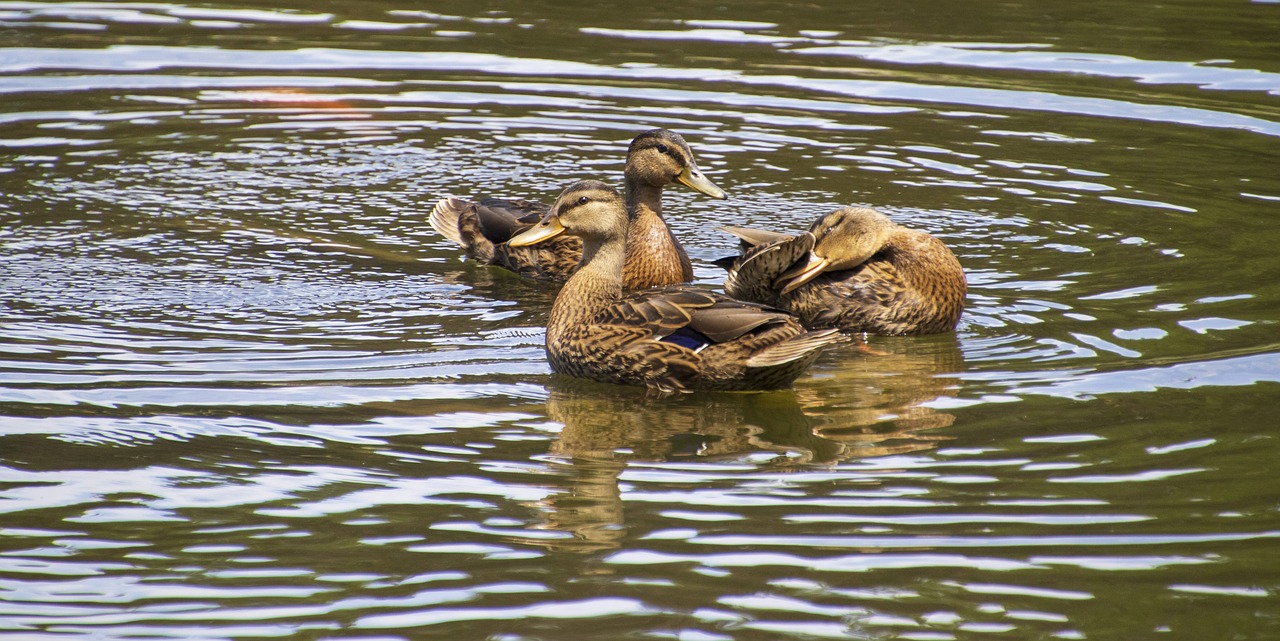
795 43 1280 94
4 46 1278 137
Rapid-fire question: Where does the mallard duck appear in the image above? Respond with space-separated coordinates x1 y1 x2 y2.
429 129 725 289
508 180 844 395
719 207 966 335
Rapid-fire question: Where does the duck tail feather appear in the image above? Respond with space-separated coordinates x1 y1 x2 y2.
429 197 468 246
745 328 845 367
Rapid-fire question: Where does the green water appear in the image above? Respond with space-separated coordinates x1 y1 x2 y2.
3 1 1280 639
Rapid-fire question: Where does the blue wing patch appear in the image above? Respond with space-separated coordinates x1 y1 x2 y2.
658 327 713 353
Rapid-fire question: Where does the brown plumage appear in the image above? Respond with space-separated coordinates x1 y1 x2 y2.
429 129 725 290
720 207 966 336
509 180 844 395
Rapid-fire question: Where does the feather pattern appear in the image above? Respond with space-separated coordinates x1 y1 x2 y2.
719 207 966 336
719 224 793 250
722 230 815 307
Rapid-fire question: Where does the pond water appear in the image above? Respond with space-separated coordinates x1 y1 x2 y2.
3 1 1280 639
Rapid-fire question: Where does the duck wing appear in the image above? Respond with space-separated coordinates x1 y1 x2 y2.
471 198 548 244
596 287 791 344
428 197 472 247
718 225 794 249
722 232 815 306
558 287 842 393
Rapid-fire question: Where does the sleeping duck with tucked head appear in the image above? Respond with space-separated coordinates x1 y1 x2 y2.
508 180 844 395
718 206 966 336
430 129 725 290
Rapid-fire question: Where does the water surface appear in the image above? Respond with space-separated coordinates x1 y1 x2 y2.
3 1 1280 639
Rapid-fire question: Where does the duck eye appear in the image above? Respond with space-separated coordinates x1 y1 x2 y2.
656 144 669 154
576 195 590 205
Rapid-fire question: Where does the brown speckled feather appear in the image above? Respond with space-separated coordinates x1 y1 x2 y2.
596 287 794 343
621 212 694 290
551 286 842 393
788 239 963 335
549 323 700 394
722 231 815 307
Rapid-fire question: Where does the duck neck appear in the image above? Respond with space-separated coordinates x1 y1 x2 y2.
622 178 693 287
624 179 664 224
547 234 625 345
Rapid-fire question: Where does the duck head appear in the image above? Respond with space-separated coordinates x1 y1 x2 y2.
508 180 628 247
625 129 726 199
775 207 897 294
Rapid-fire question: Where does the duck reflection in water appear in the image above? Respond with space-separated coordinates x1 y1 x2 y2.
520 334 964 553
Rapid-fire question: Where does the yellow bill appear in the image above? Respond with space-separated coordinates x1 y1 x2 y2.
508 215 566 247
775 251 829 294
676 164 727 200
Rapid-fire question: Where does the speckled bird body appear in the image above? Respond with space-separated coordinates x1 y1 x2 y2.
721 207 966 336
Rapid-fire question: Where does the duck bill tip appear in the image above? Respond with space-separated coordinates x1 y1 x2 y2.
677 166 727 200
